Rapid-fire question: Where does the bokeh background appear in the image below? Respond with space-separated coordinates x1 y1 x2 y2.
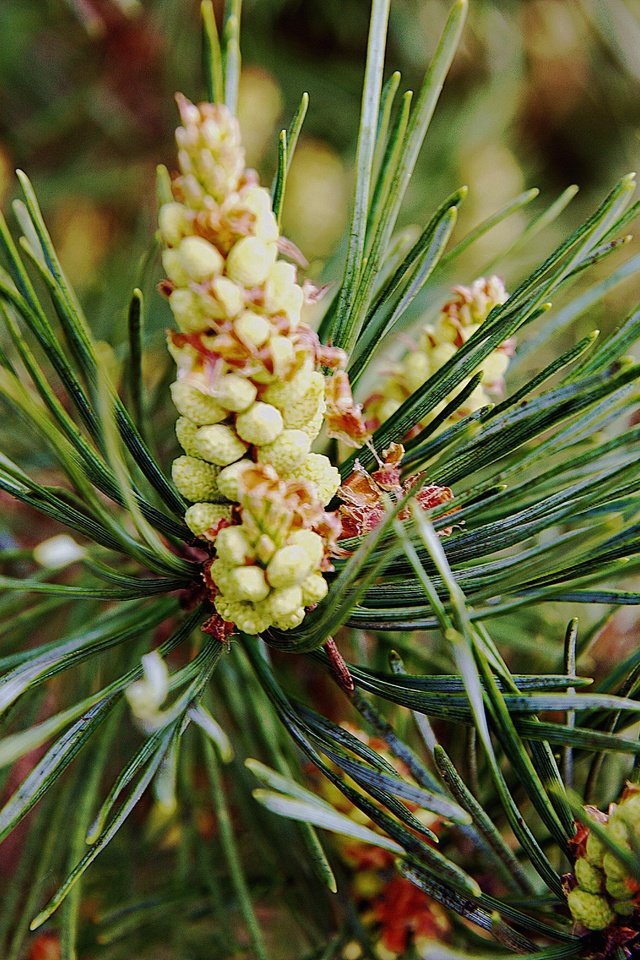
0 0 638 329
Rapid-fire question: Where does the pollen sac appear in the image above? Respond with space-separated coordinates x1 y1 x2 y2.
185 503 233 540
171 382 227 425
172 455 221 503
193 423 249 466
235 402 283 446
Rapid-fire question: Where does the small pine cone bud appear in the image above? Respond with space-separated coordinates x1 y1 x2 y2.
288 453 341 505
300 572 329 605
271 606 306 631
479 349 510 385
605 875 631 901
210 558 234 593
171 382 227 425
282 372 326 432
236 402 284 445
172 455 221 502
226 236 277 287
575 857 603 895
215 525 255 565
169 289 204 333
193 423 249 466
267 545 314 588
603 851 628 884
217 459 252 500
234 310 271 347
585 832 606 868
614 793 640 829
205 276 245 319
263 261 304 324
403 352 433 392
268 585 303 618
185 503 233 539
567 889 615 931
175 417 201 458
214 373 257 412
214 595 271 635
289 529 325 568
228 566 270 602
268 334 296 378
158 202 191 246
176 235 224 282
242 186 279 243
263 358 314 408
258 429 310 473
162 249 190 287
614 900 636 917
255 533 277 565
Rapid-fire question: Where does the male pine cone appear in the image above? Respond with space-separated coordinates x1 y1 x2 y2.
160 95 345 635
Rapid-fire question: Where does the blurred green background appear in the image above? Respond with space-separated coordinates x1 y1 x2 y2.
0 0 638 330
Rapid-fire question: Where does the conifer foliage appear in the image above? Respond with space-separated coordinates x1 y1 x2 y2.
0 1 639 958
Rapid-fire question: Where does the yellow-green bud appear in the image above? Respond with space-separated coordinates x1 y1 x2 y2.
255 533 276 564
614 899 636 916
236 402 284 445
264 261 303 323
158 202 190 246
217 459 252 500
567 889 615 931
271 606 305 630
267 545 314 588
209 558 234 593
603 851 628 883
263 358 314 408
258 429 310 473
288 453 341 505
479 350 510 384
214 595 271 635
175 417 201 458
203 276 244 319
268 584 303 617
214 373 257 412
177 235 224 282
300 572 328 606
269 334 295 374
172 455 220 502
162 249 190 286
289 529 324 567
168 288 204 333
282 372 326 431
229 565 270 602
585 832 606 868
215 525 255 565
243 186 279 243
575 857 603 895
226 236 277 287
171 382 227 425
193 423 249 466
185 503 233 539
234 310 271 347
605 876 631 901
616 794 640 825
